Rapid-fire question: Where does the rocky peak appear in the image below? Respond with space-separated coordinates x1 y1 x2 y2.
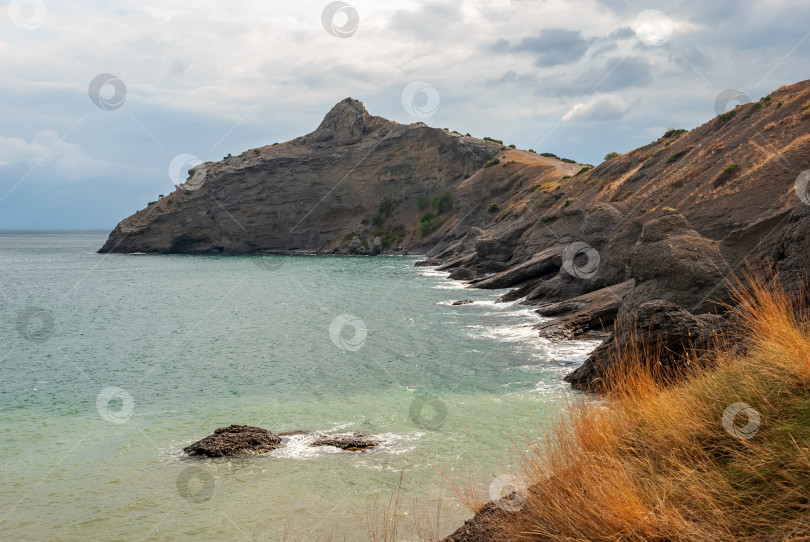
313 97 374 146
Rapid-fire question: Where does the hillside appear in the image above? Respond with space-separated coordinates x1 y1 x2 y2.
99 98 572 255
101 82 810 392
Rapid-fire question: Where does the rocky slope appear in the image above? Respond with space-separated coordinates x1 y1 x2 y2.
99 98 515 254
101 83 810 542
102 83 810 390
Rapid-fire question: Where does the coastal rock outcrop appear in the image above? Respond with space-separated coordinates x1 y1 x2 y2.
564 300 711 392
309 433 379 450
183 425 282 457
99 98 500 255
623 211 731 314
533 280 635 340
773 203 810 300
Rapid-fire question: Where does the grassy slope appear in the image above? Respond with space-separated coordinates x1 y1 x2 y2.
489 277 810 541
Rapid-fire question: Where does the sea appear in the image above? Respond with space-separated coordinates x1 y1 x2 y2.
0 231 598 541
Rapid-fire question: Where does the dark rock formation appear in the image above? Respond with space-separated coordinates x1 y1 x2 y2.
623 212 731 314
309 432 379 450
534 280 634 340
773 203 810 300
564 300 711 392
442 500 512 542
183 425 282 457
99 98 500 255
452 299 475 306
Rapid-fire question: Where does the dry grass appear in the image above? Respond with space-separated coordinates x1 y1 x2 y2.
495 276 810 541
366 471 444 542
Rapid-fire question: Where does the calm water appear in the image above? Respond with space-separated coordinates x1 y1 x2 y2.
0 231 596 541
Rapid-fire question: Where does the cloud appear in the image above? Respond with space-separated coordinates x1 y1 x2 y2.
562 94 637 122
511 28 590 67
0 130 143 182
2 0 810 227
388 2 464 39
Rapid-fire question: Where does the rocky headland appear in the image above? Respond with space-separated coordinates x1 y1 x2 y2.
104 82 810 540
103 81 810 393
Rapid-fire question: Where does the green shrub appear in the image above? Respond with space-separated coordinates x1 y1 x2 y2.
563 199 571 207
420 212 436 223
540 152 558 158
722 163 741 176
666 147 692 163
777 101 783 109
488 203 499 213
167 198 173 204
562 175 571 180
528 149 536 153
717 110 737 124
662 128 687 139
509 144 516 149
433 191 453 214
483 137 503 144
419 217 441 237
604 152 619 161
378 198 394 217
373 227 405 248
184 190 192 195
415 194 429 211
372 214 384 227
466 133 471 137
484 158 501 168
561 158 576 164
575 166 592 176
751 102 764 112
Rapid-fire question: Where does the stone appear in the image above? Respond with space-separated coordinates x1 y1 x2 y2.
183 425 282 457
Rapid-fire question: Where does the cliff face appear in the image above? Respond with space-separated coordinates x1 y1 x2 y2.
99 98 511 254
102 84 810 363
431 82 810 309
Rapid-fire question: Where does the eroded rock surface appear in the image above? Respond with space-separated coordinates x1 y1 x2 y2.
309 433 379 450
183 425 282 457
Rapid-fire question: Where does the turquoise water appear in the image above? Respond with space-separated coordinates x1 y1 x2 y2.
0 231 596 541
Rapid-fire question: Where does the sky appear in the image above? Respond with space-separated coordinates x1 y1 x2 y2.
1 0 809 229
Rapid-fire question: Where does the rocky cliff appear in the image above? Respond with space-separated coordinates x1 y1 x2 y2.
99 98 517 254
425 80 810 392
102 83 810 392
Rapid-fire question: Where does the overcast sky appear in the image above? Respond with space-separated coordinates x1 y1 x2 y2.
1 0 808 229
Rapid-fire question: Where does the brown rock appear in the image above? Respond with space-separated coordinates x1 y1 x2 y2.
534 280 634 339
309 432 379 450
564 300 712 392
183 425 281 457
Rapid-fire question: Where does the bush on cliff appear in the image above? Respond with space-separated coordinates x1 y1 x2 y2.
433 192 453 214
415 194 429 211
419 217 441 237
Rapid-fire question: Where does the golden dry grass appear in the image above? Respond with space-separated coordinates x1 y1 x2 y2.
495 276 810 541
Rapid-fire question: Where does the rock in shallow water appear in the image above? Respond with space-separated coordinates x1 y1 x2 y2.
183 425 282 457
309 432 379 450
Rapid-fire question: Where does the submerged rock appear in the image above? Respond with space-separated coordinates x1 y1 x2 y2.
183 425 281 457
309 432 379 451
452 299 475 306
